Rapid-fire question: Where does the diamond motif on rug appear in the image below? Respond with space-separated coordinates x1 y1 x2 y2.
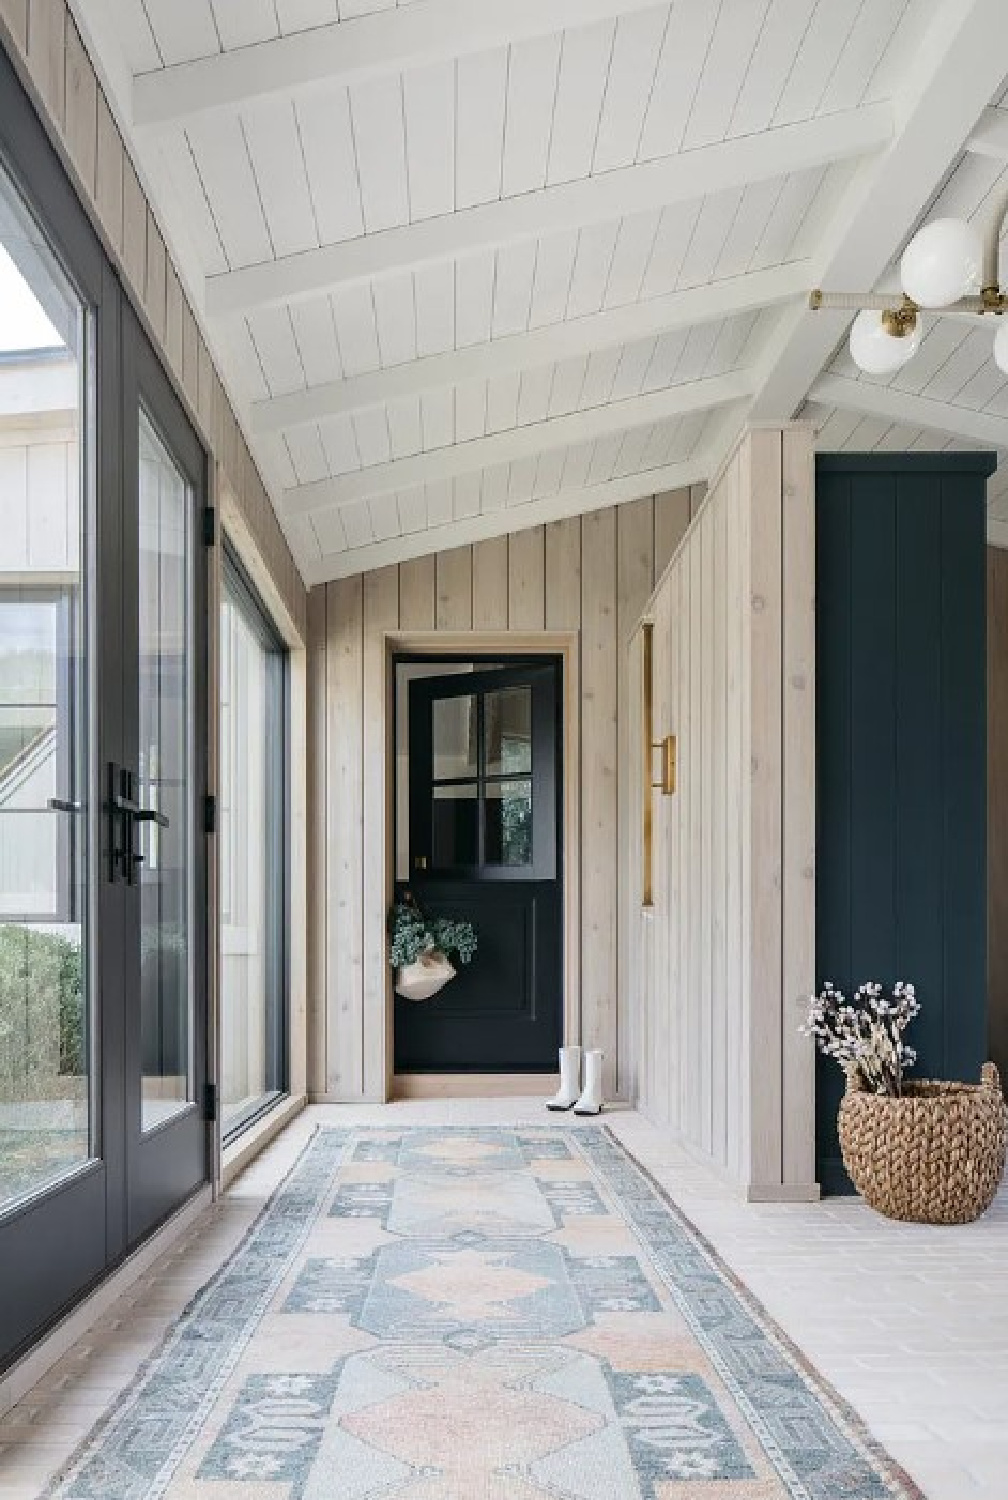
45 1126 922 1500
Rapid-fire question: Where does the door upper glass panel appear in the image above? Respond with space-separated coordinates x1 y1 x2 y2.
138 410 194 1132
432 694 477 781
485 686 532 777
0 161 91 1212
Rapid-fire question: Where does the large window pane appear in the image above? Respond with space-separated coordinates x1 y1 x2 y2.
0 163 90 1209
138 411 193 1130
220 553 286 1138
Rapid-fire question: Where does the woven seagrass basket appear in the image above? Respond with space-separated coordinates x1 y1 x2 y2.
838 1063 1007 1223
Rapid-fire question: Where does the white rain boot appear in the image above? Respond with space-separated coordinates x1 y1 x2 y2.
546 1046 582 1111
573 1049 604 1115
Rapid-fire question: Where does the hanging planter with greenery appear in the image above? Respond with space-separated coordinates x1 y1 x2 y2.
388 893 477 1001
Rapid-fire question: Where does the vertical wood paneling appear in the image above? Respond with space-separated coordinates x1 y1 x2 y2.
326 574 364 1099
581 507 618 1097
616 498 653 1098
654 486 691 580
399 554 436 630
28 0 65 130
362 566 399 1099
545 518 582 630
94 91 123 256
472 536 509 629
700 499 715 1159
781 428 816 1186
746 430 784 1190
436 545 473 630
64 16 95 198
306 585 327 1098
686 507 702 1143
724 456 743 1179
0 0 27 54
626 432 815 1196
508 525 546 630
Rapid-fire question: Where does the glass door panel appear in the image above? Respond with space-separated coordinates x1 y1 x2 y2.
122 301 208 1247
0 161 91 1214
137 413 193 1131
219 551 287 1140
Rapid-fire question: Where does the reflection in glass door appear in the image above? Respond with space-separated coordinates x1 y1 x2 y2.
137 413 194 1131
219 550 287 1139
0 165 91 1216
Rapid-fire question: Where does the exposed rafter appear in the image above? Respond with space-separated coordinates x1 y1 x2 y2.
303 453 711 583
810 374 1008 449
282 372 749 518
206 108 892 317
133 0 672 129
706 0 1008 479
966 106 1008 160
252 262 811 436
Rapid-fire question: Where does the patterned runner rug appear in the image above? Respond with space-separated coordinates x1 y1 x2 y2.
48 1126 921 1499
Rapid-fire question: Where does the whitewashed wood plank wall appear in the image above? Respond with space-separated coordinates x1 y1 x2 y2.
307 487 703 1101
627 429 816 1199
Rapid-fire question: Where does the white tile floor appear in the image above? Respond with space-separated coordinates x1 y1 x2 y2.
1 1099 1006 1499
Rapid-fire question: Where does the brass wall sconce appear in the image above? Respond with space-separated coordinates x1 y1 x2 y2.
641 625 677 910
652 734 677 797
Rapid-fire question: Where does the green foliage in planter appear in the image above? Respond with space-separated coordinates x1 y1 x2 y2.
387 898 477 969
0 924 85 1093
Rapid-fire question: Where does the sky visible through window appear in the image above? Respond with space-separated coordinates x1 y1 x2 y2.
0 242 63 353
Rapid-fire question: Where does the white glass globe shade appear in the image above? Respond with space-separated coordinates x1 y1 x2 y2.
900 218 982 308
994 321 1008 376
849 309 921 375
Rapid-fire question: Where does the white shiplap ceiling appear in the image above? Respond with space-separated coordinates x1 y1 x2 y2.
77 0 1008 581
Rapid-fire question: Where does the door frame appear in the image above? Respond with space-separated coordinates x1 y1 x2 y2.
381 630 580 1099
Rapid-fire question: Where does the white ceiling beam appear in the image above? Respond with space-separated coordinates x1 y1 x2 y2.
252 261 812 436
705 0 1008 476
207 107 892 317
133 0 671 129
282 372 750 519
304 454 712 585
810 373 1007 449
966 106 1008 160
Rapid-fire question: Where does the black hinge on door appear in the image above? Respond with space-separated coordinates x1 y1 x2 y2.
204 793 217 835
202 505 217 547
204 1083 218 1123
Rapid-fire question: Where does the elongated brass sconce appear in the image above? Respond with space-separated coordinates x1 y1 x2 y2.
642 624 653 908
652 734 677 797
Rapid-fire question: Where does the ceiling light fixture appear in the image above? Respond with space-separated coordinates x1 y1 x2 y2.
810 206 1008 376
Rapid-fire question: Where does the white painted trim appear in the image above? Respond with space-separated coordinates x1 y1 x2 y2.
303 452 712 583
252 263 811 435
0 1185 211 1418
705 0 1008 479
133 0 675 128
206 108 892 316
284 375 748 518
811 373 1008 448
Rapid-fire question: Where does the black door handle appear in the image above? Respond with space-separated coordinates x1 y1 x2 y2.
108 763 169 884
48 797 82 813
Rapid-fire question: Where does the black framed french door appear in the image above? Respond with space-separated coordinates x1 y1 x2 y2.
120 302 210 1244
0 42 210 1371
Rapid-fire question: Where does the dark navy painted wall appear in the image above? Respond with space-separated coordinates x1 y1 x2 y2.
815 453 994 1193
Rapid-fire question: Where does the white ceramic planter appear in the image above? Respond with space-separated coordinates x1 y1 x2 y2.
395 951 456 1001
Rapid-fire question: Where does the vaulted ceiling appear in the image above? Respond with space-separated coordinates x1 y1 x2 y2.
79 0 1008 581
